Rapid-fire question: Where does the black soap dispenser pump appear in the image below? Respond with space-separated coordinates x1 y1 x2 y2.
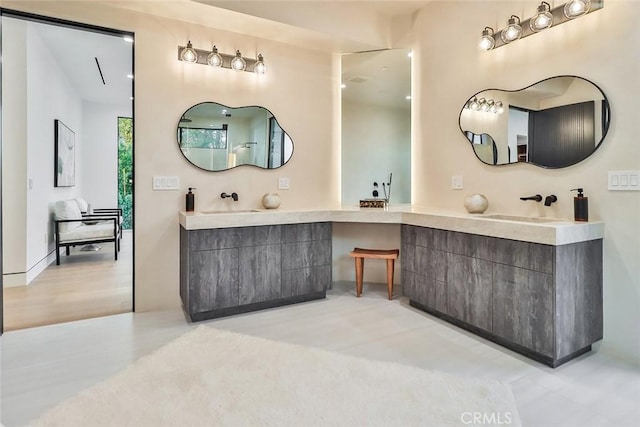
571 188 588 222
186 187 196 212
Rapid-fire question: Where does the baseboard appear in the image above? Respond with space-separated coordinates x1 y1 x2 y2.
2 250 57 287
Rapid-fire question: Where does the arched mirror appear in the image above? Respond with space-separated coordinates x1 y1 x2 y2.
459 76 610 168
177 102 293 171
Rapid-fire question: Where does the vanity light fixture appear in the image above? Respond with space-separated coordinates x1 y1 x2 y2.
531 2 553 32
207 45 223 67
178 42 266 74
180 41 198 63
501 15 522 43
481 0 603 50
468 97 480 110
254 54 266 74
465 98 503 114
479 27 496 51
564 0 591 18
477 98 488 111
231 50 247 71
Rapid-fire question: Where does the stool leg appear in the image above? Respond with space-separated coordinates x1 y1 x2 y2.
355 257 364 297
386 259 395 300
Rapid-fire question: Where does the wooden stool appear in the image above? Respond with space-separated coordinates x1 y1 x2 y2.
349 248 400 300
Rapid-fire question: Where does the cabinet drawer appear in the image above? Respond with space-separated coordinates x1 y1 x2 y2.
282 240 331 270
282 265 331 297
239 245 282 305
281 222 331 243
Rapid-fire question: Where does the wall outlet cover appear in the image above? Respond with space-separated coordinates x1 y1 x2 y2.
451 175 463 190
278 177 290 190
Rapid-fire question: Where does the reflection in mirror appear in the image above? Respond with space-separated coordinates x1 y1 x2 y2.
177 102 293 171
459 76 610 168
341 49 411 204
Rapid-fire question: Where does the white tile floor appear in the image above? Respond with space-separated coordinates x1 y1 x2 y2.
1 282 639 426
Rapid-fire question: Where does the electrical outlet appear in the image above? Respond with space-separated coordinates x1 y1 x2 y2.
451 175 463 190
278 177 290 190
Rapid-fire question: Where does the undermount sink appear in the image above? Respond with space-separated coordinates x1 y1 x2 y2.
201 209 261 214
481 214 563 223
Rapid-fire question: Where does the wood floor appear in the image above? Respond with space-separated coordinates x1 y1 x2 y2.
2 230 133 331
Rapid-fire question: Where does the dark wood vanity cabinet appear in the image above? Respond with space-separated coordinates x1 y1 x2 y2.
180 223 331 322
401 225 603 367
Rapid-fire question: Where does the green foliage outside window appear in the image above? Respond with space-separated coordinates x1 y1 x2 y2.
118 117 133 229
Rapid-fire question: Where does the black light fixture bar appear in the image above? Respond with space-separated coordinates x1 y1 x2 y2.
177 46 259 72
492 0 603 49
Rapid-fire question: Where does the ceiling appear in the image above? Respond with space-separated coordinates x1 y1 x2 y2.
342 49 412 110
28 19 133 107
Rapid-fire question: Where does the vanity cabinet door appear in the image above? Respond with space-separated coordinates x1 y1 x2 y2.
239 244 282 305
189 248 239 313
446 253 493 331
492 264 554 356
282 265 331 297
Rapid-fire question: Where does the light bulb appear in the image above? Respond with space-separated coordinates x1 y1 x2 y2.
469 97 480 110
501 15 522 44
479 27 495 51
495 101 504 114
564 0 590 18
254 54 266 74
206 45 223 67
231 50 246 71
479 98 490 112
487 100 496 113
531 2 553 32
180 41 198 63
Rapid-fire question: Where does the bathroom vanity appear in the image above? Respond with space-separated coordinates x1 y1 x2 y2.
179 207 603 367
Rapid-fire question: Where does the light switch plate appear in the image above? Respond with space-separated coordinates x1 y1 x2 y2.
451 175 463 190
278 177 290 190
153 175 180 190
608 170 640 191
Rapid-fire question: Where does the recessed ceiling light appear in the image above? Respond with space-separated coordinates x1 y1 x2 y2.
341 83 347 89
127 74 134 79
406 95 412 100
407 51 413 58
123 35 134 43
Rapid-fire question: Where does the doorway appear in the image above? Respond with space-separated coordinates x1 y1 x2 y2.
0 9 135 333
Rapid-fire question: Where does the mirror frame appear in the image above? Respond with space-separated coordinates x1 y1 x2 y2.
458 75 611 169
177 102 294 172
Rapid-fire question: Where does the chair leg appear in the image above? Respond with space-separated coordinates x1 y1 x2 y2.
386 259 395 300
56 244 60 265
355 257 364 297
66 246 70 256
115 239 118 261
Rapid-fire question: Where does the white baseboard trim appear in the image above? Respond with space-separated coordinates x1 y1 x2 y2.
2 250 57 287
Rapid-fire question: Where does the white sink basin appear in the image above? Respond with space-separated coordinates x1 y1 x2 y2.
201 209 262 214
481 214 563 223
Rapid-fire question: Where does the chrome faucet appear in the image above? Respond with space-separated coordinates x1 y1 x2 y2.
520 194 542 202
544 195 557 206
221 192 239 201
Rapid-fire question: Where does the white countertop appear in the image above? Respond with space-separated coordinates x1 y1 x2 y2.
179 206 604 246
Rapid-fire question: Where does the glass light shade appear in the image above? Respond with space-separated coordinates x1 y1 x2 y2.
531 2 553 31
487 100 496 113
564 0 590 18
495 101 504 114
477 98 488 111
231 50 246 71
254 54 266 74
479 27 495 51
206 45 223 67
501 16 522 43
180 41 198 63
469 97 480 110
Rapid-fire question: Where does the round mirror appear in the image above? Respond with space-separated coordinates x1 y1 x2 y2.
177 102 293 171
459 76 610 168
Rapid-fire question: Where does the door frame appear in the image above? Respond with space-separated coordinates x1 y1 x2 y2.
0 8 136 334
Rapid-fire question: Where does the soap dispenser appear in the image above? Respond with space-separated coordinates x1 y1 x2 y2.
571 188 588 222
186 187 196 212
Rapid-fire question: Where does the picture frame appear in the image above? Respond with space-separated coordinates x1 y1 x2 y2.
54 119 75 187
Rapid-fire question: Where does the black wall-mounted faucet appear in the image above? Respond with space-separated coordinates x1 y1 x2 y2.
520 194 542 202
221 192 239 201
544 195 557 206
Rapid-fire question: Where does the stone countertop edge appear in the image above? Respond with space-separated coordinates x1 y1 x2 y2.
179 208 604 246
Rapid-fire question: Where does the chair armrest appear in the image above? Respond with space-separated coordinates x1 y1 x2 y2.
56 217 118 224
93 208 123 216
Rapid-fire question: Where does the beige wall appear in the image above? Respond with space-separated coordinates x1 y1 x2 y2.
413 0 640 362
